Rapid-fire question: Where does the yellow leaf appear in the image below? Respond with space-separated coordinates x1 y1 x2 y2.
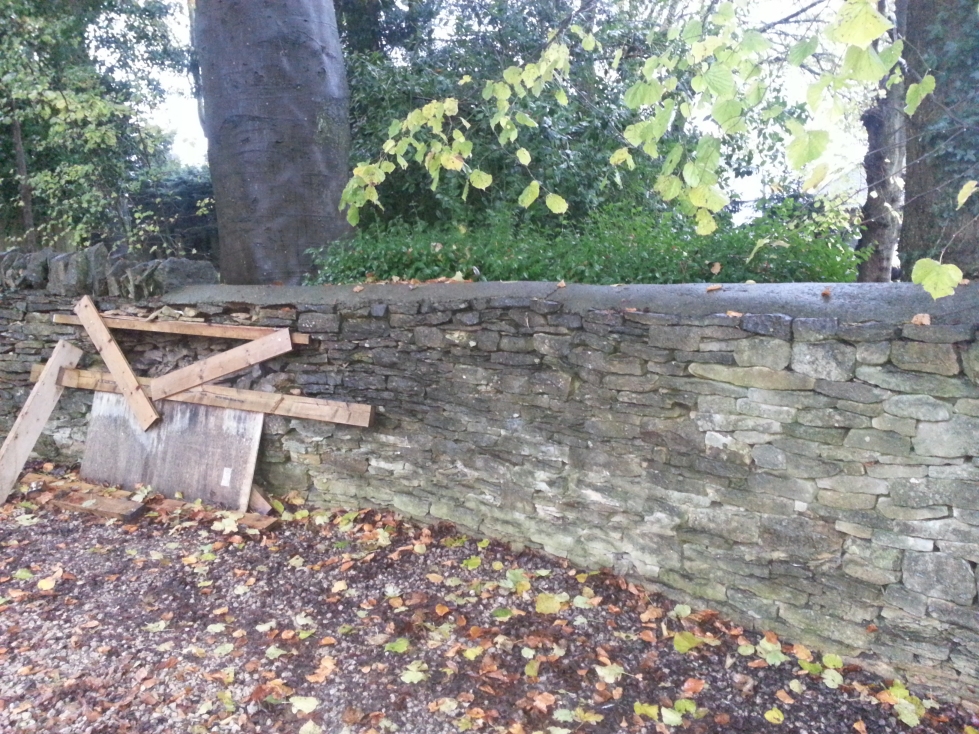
516 148 531 165
37 577 56 591
802 163 829 192
765 707 785 724
545 194 568 214
958 180 978 210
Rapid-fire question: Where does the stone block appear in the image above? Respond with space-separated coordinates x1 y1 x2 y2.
963 343 979 384
747 472 817 502
956 398 979 416
835 521 874 539
901 324 975 343
298 312 340 333
782 424 847 445
759 515 843 560
843 429 912 456
734 337 791 370
688 363 815 390
884 394 952 422
876 499 948 521
843 557 901 585
872 413 917 436
532 333 572 356
896 518 979 544
937 540 979 564
414 326 445 348
778 605 873 648
871 530 933 552
839 322 900 342
741 313 792 340
903 551 977 605
647 326 701 351
793 317 838 342
685 506 760 543
914 415 979 458
792 342 856 381
856 341 891 365
891 341 961 376
47 250 92 296
856 366 979 398
884 585 929 616
736 398 796 422
928 598 979 632
797 408 871 429
150 257 217 293
818 490 877 510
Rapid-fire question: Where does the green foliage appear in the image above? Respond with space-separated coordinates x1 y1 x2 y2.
309 198 861 286
0 0 187 249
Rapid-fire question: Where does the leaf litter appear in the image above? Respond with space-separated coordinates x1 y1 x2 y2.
0 467 978 733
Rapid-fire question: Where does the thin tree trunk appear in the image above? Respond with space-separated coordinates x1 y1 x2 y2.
856 0 906 282
10 110 37 251
193 0 351 285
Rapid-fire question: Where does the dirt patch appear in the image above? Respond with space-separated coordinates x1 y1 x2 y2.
1 473 976 734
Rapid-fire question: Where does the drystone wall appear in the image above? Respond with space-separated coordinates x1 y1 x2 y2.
3 281 979 703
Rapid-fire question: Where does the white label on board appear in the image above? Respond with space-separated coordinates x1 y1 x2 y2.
220 467 232 487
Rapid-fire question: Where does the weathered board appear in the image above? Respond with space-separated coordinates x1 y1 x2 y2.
0 340 83 504
81 392 263 512
31 365 376 427
74 296 159 430
53 313 311 345
51 491 146 522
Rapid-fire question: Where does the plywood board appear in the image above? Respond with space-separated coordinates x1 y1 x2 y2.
51 491 145 522
0 340 83 504
31 365 376 427
53 313 310 345
74 296 159 430
150 328 293 401
81 392 263 512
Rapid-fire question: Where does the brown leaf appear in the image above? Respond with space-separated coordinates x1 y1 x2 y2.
792 644 812 662
822 287 832 298
853 721 867 734
435 604 451 617
639 629 656 643
776 689 795 705
531 692 556 713
682 678 705 695
747 659 768 668
706 284 723 293
306 655 337 683
911 313 931 326
725 311 743 317
557 280 566 288
710 262 722 274
714 713 731 725
342 706 365 724
353 285 365 293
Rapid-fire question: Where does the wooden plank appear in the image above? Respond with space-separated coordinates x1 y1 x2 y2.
53 313 310 345
150 328 293 401
32 364 375 428
0 340 83 505
81 392 263 512
51 491 145 522
74 296 159 430
249 485 273 515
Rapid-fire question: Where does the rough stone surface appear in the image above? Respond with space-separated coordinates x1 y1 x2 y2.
3 281 979 704
791 342 857 381
891 341 961 376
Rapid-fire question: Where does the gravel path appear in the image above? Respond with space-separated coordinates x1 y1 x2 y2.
1 479 977 734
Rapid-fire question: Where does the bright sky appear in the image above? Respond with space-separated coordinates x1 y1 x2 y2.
150 0 866 205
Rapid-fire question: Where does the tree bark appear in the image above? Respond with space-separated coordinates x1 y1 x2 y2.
856 0 906 282
10 110 37 251
900 0 979 277
192 0 351 285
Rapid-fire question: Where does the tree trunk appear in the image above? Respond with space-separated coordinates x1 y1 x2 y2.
900 0 979 277
192 0 351 285
10 110 37 252
856 0 906 282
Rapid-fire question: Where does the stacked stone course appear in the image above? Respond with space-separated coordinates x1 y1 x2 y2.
2 282 979 702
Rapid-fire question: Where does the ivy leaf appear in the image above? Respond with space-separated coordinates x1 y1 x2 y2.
289 696 319 714
787 36 818 66
634 702 659 719
822 653 844 669
545 194 569 214
822 668 844 688
469 170 493 190
518 180 541 208
912 258 963 300
536 592 569 614
661 707 683 726
594 663 624 684
957 180 977 209
461 556 481 570
384 638 410 653
673 631 705 653
553 708 575 722
764 707 785 724
827 0 893 48
786 123 829 170
695 208 718 236
703 64 736 98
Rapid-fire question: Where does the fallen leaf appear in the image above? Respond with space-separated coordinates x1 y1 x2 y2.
681 678 705 695
710 262 722 274
822 287 832 298
352 285 365 293
36 577 56 591
776 689 795 705
853 721 867 734
557 280 566 288
290 695 319 714
911 313 931 326
306 655 337 683
706 284 722 292
725 311 743 317
764 707 785 724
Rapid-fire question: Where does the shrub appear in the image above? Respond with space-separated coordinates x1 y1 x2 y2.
308 199 862 285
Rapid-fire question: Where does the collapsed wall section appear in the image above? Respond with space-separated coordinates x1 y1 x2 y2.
2 282 979 702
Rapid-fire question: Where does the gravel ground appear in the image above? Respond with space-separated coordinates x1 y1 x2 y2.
2 472 978 734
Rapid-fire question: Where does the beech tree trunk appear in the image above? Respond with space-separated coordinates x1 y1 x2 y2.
899 0 979 277
192 0 351 285
10 110 37 251
856 0 905 282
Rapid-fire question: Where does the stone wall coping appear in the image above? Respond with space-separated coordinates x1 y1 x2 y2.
163 281 979 323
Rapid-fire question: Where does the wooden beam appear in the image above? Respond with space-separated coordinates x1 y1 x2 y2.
150 328 294 401
53 313 310 345
74 296 159 430
52 491 146 522
31 365 376 428
0 340 83 504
